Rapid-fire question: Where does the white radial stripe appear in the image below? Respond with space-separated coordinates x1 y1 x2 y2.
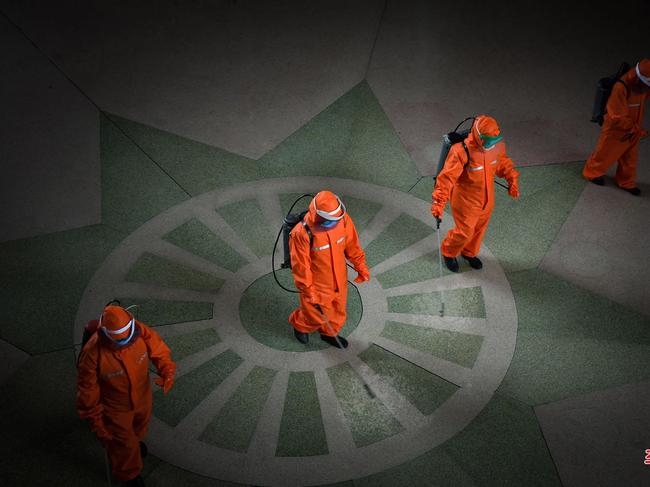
115 282 217 303
348 357 427 430
359 205 403 247
74 176 518 486
246 369 290 463
146 239 234 281
370 233 438 275
373 336 470 388
175 343 230 379
382 313 488 337
384 272 481 297
175 361 255 439
257 191 285 236
150 320 216 338
314 368 356 458
192 206 258 263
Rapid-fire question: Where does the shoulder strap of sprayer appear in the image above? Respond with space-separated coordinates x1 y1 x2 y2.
462 142 471 168
301 220 313 247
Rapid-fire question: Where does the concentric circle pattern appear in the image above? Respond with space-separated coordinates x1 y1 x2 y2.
75 177 517 486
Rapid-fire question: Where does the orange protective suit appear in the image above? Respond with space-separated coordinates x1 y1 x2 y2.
583 59 649 188
432 115 519 258
77 306 175 482
289 191 369 336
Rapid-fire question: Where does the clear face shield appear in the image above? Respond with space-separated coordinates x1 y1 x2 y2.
480 134 504 149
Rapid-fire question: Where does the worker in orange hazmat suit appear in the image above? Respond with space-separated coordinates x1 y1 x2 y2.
77 304 176 487
583 59 649 195
431 115 520 273
289 191 370 348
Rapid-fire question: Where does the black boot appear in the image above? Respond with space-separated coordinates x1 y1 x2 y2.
590 176 605 186
320 334 348 349
294 328 309 344
122 475 145 486
622 186 641 196
443 256 459 273
462 254 483 270
139 441 148 459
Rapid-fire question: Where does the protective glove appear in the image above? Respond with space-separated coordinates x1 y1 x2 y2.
155 374 174 394
621 132 634 142
431 201 444 221
91 420 113 446
354 267 370 284
508 180 520 199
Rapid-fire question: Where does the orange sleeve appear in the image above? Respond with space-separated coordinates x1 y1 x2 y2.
140 324 176 378
76 339 103 425
289 226 314 294
432 145 466 208
495 151 519 186
343 216 367 272
605 82 634 131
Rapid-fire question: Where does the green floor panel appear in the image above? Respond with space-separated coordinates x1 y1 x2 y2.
327 362 403 448
339 194 383 236
280 192 313 217
507 268 650 344
258 82 420 192
0 224 125 354
381 321 484 368
163 218 249 272
200 366 277 451
499 268 650 405
117 298 213 326
239 269 362 352
354 448 475 487
217 199 276 258
126 252 224 292
162 328 221 362
109 113 260 196
407 163 588 273
364 213 433 269
154 350 244 427
358 345 458 414
387 287 485 318
407 176 434 203
101 114 189 233
485 162 587 272
441 393 562 487
276 371 328 457
376 250 467 289
145 461 247 486
0 350 119 486
499 332 650 406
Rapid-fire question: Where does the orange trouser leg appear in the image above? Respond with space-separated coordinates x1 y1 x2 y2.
461 207 493 258
289 289 347 336
320 289 347 336
615 140 640 189
583 130 634 181
104 398 151 481
441 208 480 258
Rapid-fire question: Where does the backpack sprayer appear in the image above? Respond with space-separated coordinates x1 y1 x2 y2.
271 194 375 398
591 61 631 126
